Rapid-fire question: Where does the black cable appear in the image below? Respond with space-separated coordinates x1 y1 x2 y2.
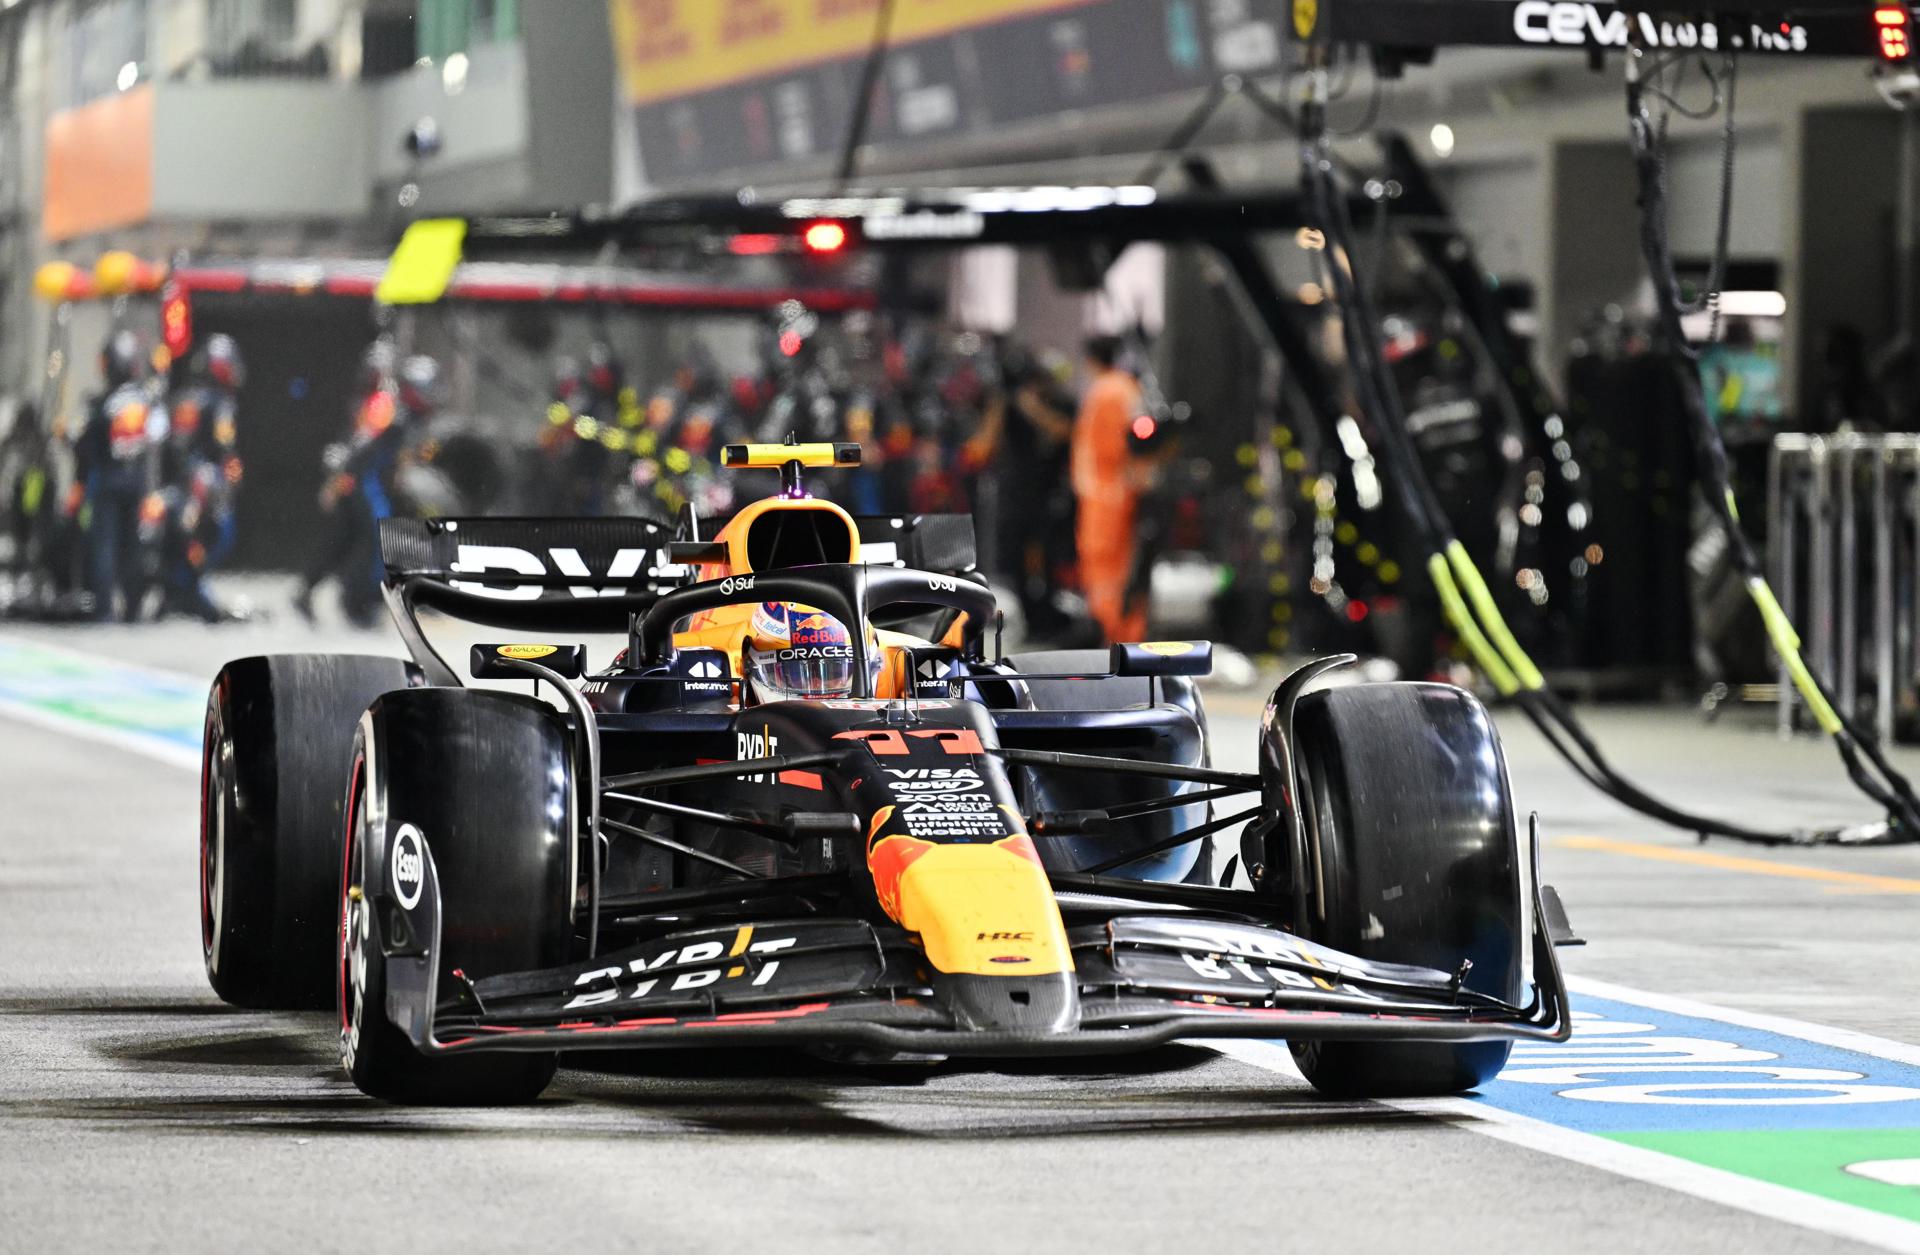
1624 51 1920 843
1292 66 1837 847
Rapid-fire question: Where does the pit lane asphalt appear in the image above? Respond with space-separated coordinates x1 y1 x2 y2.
4 591 1917 1254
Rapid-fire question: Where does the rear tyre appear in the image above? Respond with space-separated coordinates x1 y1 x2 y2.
1286 682 1523 1098
201 653 412 1008
340 688 572 1105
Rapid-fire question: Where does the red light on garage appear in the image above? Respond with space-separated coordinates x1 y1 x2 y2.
160 283 193 358
728 233 782 256
803 221 848 253
1345 600 1369 623
1878 3 1912 60
1130 414 1157 440
778 329 804 357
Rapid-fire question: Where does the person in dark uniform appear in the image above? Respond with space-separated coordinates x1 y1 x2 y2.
294 344 437 626
74 329 162 622
540 344 622 517
991 340 1077 640
157 334 245 621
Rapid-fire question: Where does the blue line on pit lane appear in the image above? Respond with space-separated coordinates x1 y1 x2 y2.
0 637 205 753
1465 993 1920 1134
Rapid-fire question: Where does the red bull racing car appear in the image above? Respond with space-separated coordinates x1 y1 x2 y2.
200 441 1574 1105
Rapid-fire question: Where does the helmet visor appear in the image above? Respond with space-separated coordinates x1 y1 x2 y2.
747 641 875 701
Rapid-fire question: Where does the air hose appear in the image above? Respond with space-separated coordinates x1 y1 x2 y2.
1296 64 1908 846
1622 47 1919 844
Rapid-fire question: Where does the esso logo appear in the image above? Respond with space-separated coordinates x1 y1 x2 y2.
389 824 425 910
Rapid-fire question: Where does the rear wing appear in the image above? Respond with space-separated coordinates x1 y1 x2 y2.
853 513 979 575
378 511 979 683
382 512 977 598
381 516 682 624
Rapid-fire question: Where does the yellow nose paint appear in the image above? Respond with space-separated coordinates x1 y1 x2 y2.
890 837 1072 977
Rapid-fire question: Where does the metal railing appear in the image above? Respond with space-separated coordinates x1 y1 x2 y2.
1768 433 1920 743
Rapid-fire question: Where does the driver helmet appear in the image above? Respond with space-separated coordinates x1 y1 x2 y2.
744 602 879 702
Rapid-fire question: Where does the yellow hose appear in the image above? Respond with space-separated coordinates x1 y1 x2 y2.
1747 576 1843 736
1445 539 1546 691
1427 552 1520 696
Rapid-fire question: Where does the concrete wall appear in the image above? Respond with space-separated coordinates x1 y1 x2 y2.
371 39 529 210
1663 130 1783 260
521 2 615 209
1440 155 1548 289
150 80 369 218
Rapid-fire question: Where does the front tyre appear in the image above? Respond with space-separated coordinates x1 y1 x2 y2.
1286 682 1523 1098
341 688 573 1105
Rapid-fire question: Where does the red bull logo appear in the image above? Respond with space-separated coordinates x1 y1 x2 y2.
790 613 845 648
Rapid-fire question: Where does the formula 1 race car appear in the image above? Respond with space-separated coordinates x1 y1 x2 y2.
199 441 1574 1104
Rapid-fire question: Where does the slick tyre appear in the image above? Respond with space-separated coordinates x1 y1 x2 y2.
340 688 572 1105
1286 682 1524 1098
201 653 413 1008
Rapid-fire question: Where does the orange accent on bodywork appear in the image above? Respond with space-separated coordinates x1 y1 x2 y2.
673 612 755 681
997 833 1042 864
865 803 1069 979
665 483 965 688
705 495 860 581
884 835 1072 977
868 831 934 920
835 728 908 754
908 728 985 755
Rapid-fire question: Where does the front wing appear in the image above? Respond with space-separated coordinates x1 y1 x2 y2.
381 843 1571 1057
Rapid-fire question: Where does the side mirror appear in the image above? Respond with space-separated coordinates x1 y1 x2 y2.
1110 640 1212 678
470 643 586 680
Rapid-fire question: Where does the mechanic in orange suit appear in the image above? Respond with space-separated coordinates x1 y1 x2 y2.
1071 335 1147 644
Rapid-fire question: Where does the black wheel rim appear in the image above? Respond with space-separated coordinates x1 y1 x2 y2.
199 698 228 963
339 754 369 1071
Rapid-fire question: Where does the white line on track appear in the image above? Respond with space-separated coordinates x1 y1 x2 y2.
0 692 202 772
1566 976 1920 1069
0 631 220 685
0 634 204 771
1212 1005 1920 1255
